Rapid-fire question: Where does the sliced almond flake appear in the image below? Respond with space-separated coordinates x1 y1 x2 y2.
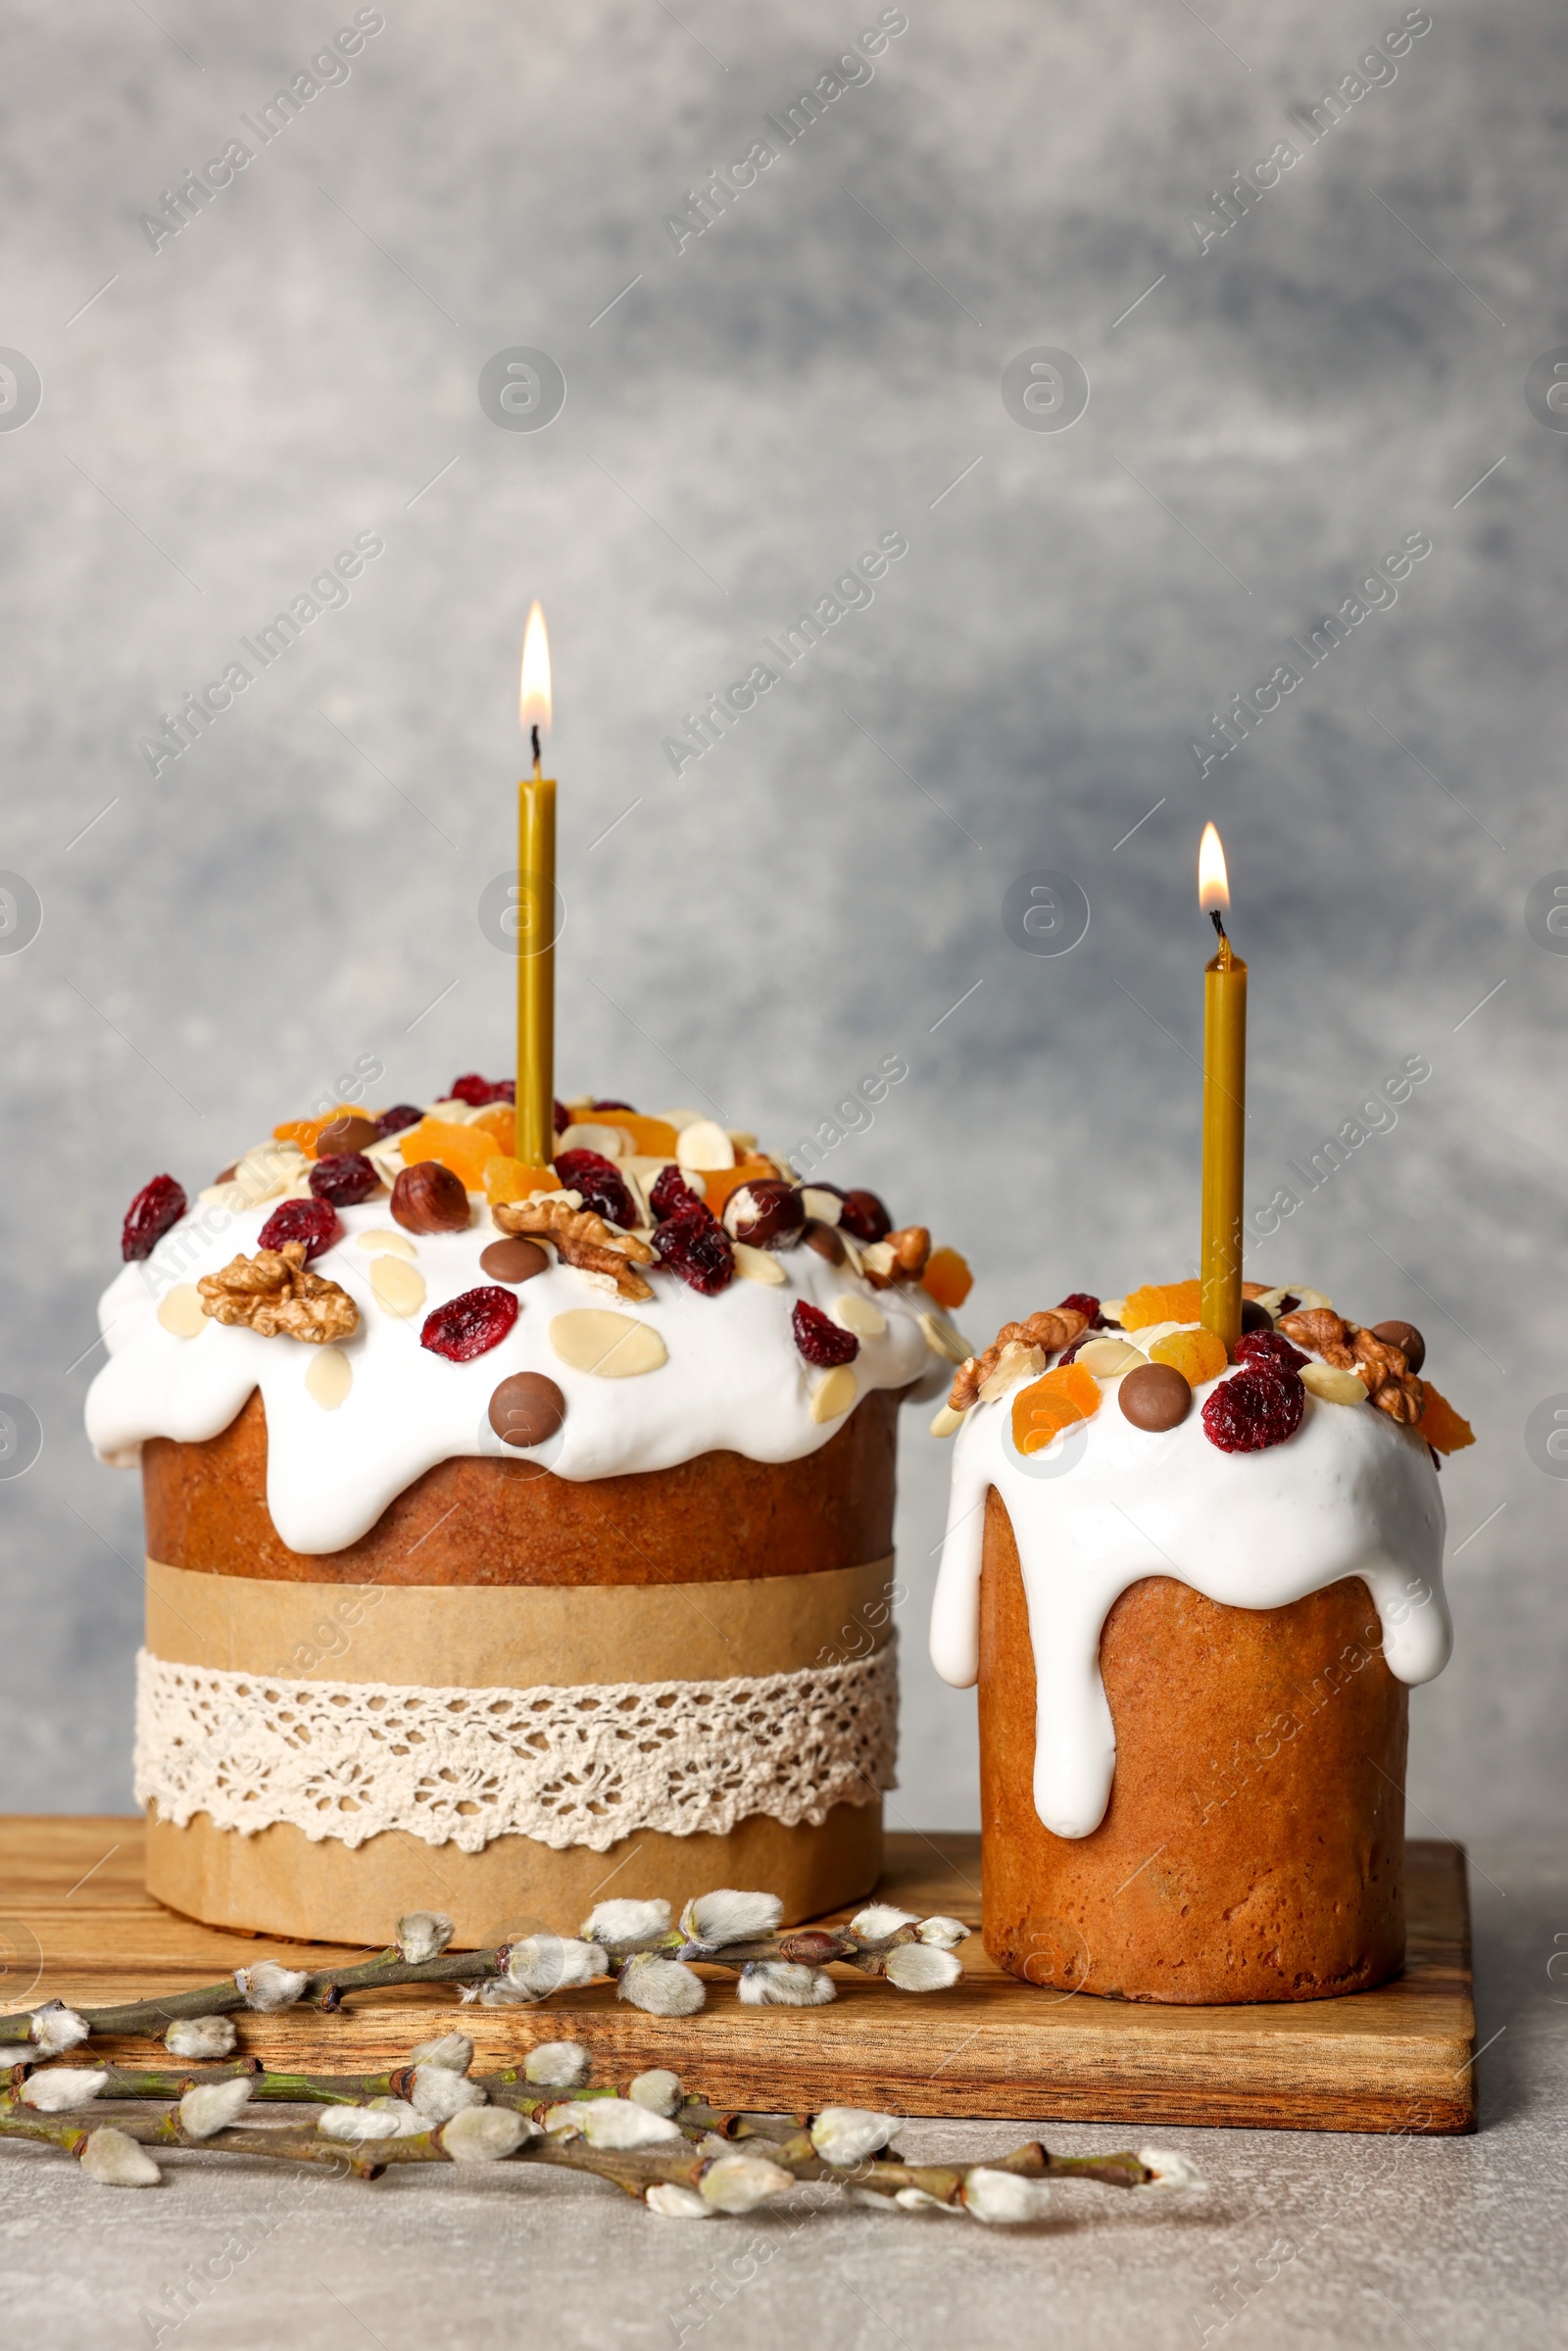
370 1258 426 1318
560 1121 635 1159
423 1099 490 1125
1293 1287 1334 1311
733 1244 786 1285
549 1310 668 1379
156 1286 207 1339
675 1118 734 1172
1100 1298 1127 1324
726 1130 758 1151
838 1232 865 1279
929 1402 967 1439
834 1294 887 1341
917 1311 971 1365
809 1365 858 1423
800 1188 843 1227
1076 1337 1147 1378
657 1107 708 1133
977 1342 1046 1404
306 1347 353 1410
1299 1360 1367 1405
355 1230 416 1259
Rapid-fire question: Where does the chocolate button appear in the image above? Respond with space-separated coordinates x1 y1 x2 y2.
480 1237 550 1285
488 1372 566 1447
1371 1319 1425 1374
1118 1361 1192 1432
317 1113 380 1156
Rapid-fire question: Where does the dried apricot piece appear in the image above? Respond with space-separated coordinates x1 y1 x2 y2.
1011 1361 1101 1455
615 1112 681 1158
922 1247 973 1310
1418 1384 1474 1455
1121 1280 1202 1331
482 1156 559 1207
1150 1328 1228 1387
398 1117 500 1191
471 1102 515 1154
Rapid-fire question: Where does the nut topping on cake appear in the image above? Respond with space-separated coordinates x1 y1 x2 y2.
197 1244 359 1344
861 1224 932 1290
1279 1305 1424 1424
948 1304 1092 1410
494 1197 657 1301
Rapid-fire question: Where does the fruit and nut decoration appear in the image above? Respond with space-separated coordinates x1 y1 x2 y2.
941 1279 1474 1462
118 1076 974 1443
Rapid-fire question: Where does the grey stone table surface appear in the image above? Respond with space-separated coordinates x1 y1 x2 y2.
3 1839 1563 2351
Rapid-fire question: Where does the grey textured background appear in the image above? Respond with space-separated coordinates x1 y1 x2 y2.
0 0 1562 1853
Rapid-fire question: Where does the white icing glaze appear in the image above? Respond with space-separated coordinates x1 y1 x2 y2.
85 1190 941 1555
929 1318 1451 1839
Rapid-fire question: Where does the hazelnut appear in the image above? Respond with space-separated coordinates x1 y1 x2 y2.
1240 1298 1274 1335
391 1160 469 1236
804 1218 846 1265
839 1189 892 1244
722 1179 806 1250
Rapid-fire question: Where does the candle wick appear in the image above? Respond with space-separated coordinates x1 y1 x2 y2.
530 722 542 778
1208 907 1228 945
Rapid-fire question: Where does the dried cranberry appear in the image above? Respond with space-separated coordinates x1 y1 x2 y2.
1057 1293 1105 1329
449 1074 514 1106
792 1300 859 1367
1275 1292 1301 1316
420 1285 519 1362
1201 1367 1305 1453
122 1174 187 1261
654 1208 734 1296
554 1150 635 1228
838 1190 892 1245
554 1098 568 1135
650 1164 706 1221
592 1099 636 1112
1235 1330 1308 1375
309 1151 380 1207
374 1103 423 1138
258 1198 340 1258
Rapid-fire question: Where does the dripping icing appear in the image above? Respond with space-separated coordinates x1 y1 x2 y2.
929 1329 1450 1839
86 1194 941 1555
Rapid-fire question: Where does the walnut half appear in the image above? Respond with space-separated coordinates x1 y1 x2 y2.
949 1305 1091 1412
198 1244 359 1344
1279 1306 1424 1425
493 1197 657 1301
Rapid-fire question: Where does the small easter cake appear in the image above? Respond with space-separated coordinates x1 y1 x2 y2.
86 1078 971 1947
930 1278 1473 2003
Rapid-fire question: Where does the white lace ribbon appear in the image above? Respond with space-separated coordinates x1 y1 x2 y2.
134 1640 898 1855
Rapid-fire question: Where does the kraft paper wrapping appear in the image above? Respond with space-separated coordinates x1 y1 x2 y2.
145 1554 899 1689
143 1555 898 1946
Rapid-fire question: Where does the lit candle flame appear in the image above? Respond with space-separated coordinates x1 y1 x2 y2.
1198 821 1230 916
518 602 552 736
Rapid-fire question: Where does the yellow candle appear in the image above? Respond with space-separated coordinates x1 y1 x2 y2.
1198 822 1247 1349
515 602 556 1167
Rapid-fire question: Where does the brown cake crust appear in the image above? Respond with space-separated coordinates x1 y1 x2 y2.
978 1486 1407 2003
143 1386 901 1584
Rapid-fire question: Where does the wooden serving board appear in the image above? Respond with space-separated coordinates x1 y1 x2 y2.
0 1819 1476 2132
